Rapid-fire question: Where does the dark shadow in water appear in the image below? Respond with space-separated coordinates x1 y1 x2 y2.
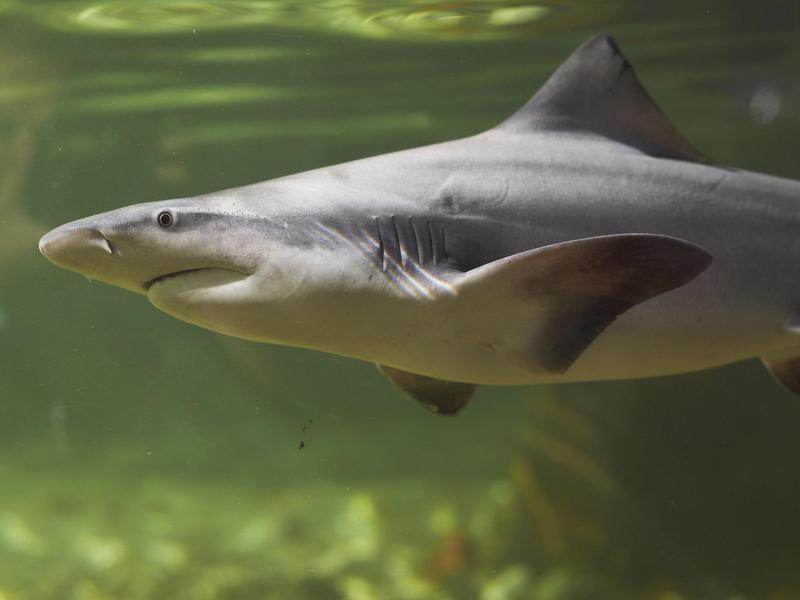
505 362 800 597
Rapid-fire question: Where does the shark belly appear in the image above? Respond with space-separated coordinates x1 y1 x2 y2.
335 270 787 386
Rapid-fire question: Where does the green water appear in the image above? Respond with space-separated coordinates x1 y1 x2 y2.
2 1 800 598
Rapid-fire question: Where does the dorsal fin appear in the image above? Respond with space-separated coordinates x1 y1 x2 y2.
497 33 707 163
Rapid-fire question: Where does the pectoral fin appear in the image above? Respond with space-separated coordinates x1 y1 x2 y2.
377 364 475 416
456 234 712 374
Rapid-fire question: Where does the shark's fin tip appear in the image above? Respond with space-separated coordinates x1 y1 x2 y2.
377 364 474 416
763 356 800 398
497 33 709 164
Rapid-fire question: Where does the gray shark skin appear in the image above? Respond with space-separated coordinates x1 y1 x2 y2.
40 34 800 415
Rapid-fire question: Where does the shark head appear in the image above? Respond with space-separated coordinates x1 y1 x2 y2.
38 197 309 340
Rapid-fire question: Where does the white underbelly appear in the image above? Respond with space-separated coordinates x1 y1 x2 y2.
337 285 788 386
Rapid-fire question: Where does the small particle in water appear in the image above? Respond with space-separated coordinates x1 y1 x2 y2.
749 84 783 125
298 419 313 448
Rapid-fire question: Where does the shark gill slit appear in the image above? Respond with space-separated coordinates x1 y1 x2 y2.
390 215 404 268
428 220 439 265
374 217 386 272
408 216 422 265
415 218 433 265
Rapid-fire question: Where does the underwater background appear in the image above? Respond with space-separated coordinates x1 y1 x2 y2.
2 1 800 598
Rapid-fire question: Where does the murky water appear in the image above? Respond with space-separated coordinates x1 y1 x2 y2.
2 1 800 598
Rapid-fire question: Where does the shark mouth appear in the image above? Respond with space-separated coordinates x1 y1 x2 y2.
144 267 245 291
144 267 248 291
145 268 211 290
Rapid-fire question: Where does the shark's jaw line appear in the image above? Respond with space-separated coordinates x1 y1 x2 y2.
145 267 249 291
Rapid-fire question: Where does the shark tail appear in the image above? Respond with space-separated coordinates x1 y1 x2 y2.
763 355 800 398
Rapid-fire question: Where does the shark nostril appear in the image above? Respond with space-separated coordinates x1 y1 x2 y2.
80 230 113 255
38 226 115 265
97 232 114 255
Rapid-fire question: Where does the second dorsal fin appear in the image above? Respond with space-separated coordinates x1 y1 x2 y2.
497 33 707 163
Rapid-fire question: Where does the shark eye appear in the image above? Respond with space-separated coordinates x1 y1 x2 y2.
157 211 174 228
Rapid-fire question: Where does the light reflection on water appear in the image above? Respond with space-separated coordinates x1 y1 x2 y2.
147 46 295 63
65 84 293 113
10 0 619 41
161 112 434 150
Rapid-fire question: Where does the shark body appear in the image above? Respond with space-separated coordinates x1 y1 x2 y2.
40 35 800 414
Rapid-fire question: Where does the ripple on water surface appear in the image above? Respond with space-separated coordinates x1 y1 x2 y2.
19 0 619 41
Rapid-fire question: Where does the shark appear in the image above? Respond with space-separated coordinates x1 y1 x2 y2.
39 34 800 415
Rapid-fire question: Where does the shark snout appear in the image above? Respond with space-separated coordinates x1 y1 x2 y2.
39 225 113 268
